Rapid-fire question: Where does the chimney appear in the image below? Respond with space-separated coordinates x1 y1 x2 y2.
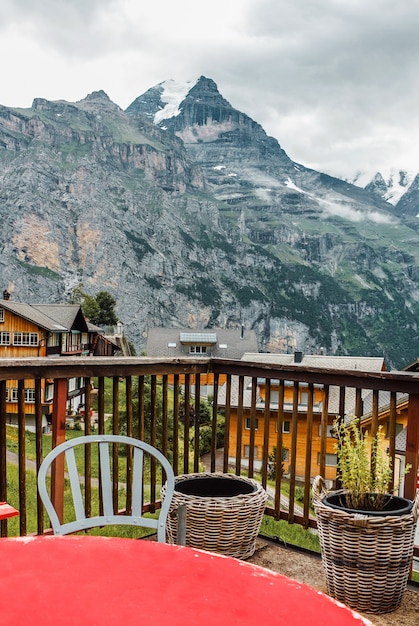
294 351 303 363
3 289 10 300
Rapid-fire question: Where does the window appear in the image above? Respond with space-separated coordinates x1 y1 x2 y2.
0 308 4 322
8 387 36 403
318 423 336 438
0 331 10 345
245 418 259 430
25 388 35 403
318 452 337 466
47 333 61 347
13 332 38 346
244 445 258 459
189 345 207 354
384 422 404 439
44 384 54 402
276 420 291 433
300 392 308 406
282 448 289 462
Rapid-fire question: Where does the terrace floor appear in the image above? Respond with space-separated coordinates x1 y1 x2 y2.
249 537 419 626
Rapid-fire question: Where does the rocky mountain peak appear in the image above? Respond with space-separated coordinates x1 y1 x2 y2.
352 168 417 207
84 90 112 102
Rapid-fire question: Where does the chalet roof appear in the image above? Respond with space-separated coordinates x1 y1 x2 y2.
241 353 386 372
87 321 105 333
146 327 258 359
217 374 357 414
217 352 386 415
32 304 89 332
360 390 408 419
395 428 407 454
0 301 88 332
402 358 419 372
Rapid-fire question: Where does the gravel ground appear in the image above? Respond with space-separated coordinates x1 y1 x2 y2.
249 538 419 626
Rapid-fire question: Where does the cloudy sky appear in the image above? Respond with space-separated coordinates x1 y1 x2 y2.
1 0 418 180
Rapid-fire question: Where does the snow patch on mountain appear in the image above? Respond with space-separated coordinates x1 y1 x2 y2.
153 79 195 124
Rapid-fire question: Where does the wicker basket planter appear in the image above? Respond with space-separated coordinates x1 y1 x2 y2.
313 475 419 614
161 472 267 559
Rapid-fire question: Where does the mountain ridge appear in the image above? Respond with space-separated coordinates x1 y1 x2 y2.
0 76 418 368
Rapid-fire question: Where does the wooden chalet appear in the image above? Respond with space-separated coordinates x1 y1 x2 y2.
0 294 117 430
218 352 387 483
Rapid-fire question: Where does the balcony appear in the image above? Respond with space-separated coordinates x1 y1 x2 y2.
1 356 418 595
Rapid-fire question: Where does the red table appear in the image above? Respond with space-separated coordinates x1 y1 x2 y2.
0 536 372 625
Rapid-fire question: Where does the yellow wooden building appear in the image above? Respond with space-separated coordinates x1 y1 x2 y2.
218 352 387 483
0 294 114 429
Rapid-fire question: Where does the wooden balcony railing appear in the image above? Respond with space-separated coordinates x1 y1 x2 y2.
0 356 418 562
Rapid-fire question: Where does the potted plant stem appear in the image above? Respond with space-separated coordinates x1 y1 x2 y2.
313 417 419 614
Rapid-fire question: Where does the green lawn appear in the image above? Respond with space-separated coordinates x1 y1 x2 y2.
260 515 321 553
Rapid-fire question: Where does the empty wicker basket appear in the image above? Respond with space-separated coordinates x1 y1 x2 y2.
161 472 267 559
313 475 419 614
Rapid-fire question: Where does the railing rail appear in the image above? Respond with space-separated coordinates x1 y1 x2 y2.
1 356 418 562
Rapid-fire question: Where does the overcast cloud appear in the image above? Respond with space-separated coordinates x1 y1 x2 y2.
1 0 418 180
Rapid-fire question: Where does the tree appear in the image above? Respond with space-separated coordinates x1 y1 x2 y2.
115 377 173 454
93 291 118 326
178 398 212 426
267 446 287 480
71 286 118 327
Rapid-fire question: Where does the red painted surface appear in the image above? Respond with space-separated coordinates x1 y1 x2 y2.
0 502 19 520
0 536 372 626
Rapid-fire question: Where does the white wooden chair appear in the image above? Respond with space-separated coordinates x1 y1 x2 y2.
37 434 175 542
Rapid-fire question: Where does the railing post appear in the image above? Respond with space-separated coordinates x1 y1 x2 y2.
404 393 419 501
0 381 7 537
50 378 68 524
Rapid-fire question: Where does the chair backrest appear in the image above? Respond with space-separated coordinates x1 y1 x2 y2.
37 434 175 542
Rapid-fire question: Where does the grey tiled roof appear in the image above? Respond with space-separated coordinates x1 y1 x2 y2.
217 352 386 415
146 327 258 359
0 301 86 332
240 352 386 372
32 304 85 330
360 390 408 418
217 374 357 415
395 428 407 453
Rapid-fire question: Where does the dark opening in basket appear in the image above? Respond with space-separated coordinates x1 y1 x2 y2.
324 493 413 517
175 476 257 498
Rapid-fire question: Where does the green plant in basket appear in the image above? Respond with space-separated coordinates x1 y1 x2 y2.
334 416 411 511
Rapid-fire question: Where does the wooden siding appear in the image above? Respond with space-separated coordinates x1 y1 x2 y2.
228 408 338 481
0 308 46 358
0 308 47 416
226 381 409 483
166 373 227 386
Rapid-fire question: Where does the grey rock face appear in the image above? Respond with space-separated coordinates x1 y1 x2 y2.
0 80 418 368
